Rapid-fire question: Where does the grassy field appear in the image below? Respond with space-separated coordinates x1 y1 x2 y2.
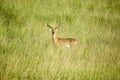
0 0 120 80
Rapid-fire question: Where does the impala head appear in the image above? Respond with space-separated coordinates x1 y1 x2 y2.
47 24 60 35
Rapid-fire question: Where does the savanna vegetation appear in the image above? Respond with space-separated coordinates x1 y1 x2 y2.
0 0 120 80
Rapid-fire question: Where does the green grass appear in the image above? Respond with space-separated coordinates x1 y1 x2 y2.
0 0 120 80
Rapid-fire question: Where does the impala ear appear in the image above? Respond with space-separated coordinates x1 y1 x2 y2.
55 28 58 32
49 28 52 31
55 27 58 31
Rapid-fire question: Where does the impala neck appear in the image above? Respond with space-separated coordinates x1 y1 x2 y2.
52 33 58 44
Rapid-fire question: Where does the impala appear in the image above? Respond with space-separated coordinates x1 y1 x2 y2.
47 24 77 47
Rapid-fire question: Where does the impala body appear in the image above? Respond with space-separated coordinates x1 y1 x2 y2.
47 24 77 47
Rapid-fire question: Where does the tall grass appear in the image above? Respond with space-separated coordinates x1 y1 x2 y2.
0 0 120 80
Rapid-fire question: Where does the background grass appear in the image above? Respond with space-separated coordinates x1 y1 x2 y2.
0 0 120 80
